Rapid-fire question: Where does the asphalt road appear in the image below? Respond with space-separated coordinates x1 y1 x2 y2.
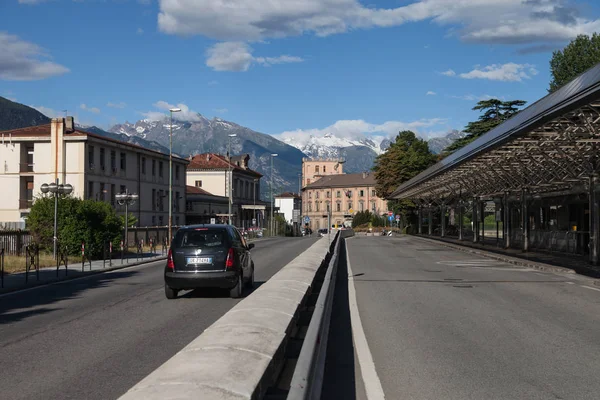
343 235 600 400
0 236 318 400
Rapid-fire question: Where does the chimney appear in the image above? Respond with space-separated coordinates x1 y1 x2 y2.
65 116 75 133
362 171 367 179
206 154 211 161
50 118 65 181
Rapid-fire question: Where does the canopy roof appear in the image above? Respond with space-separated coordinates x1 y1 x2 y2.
390 63 600 202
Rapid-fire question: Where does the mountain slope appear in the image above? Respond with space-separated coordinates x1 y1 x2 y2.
0 96 50 131
81 126 172 155
110 116 307 195
427 130 467 154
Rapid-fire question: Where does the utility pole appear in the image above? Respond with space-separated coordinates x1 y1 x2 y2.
228 134 237 225
168 107 181 244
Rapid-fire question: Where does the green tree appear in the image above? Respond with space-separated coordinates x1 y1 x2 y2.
27 196 122 259
443 99 526 155
549 33 600 93
352 211 373 228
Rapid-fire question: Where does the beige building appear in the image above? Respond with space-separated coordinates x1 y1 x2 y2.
0 117 188 228
302 172 387 230
185 185 230 225
186 153 267 228
301 157 344 188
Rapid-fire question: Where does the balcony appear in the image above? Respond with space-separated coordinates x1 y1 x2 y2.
19 163 34 173
19 199 33 209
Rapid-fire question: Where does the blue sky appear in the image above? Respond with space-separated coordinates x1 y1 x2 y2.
2 0 600 144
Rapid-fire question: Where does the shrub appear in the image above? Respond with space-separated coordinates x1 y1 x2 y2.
27 196 123 259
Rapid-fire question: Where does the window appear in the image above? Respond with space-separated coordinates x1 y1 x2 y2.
159 161 163 177
316 202 320 212
359 201 364 212
371 202 376 212
195 180 202 188
336 203 341 212
152 160 156 176
175 165 180 180
158 190 164 211
309 191 312 198
152 216 156 226
175 191 180 212
186 201 193 212
316 192 320 199
100 183 106 201
120 152 126 171
88 145 95 168
315 165 320 174
175 216 179 225
159 216 163 225
120 185 126 195
326 203 330 212
371 189 376 197
111 184 115 206
323 166 326 173
88 181 94 199
336 191 341 198
326 191 330 199
100 148 106 170
308 202 312 212
110 150 116 171
347 190 353 198
152 189 156 211
141 157 146 174
359 190 364 197
348 203 353 211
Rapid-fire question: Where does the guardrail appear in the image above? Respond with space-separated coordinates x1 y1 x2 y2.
119 233 339 400
287 230 353 399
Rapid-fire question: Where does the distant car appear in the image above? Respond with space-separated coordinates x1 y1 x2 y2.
318 228 328 237
164 224 255 299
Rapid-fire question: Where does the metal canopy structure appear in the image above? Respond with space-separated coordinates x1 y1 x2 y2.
390 63 600 201
389 63 600 266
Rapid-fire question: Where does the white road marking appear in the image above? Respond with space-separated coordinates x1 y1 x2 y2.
581 285 600 292
346 240 386 400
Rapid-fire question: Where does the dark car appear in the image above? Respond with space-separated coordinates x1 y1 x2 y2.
164 224 255 299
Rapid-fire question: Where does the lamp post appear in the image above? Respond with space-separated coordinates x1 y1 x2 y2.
253 178 258 227
228 133 237 225
115 189 139 255
270 153 278 236
168 107 181 245
40 179 73 260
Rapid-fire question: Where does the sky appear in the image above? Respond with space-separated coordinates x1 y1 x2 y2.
2 0 600 144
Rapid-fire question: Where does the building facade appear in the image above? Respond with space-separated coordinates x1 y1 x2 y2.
302 172 387 230
185 186 230 225
186 153 267 228
274 192 302 224
301 158 344 188
0 117 188 228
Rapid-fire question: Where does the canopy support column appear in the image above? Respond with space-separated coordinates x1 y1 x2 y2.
522 188 529 252
473 198 479 243
589 174 599 265
504 192 511 249
428 206 433 236
440 203 446 238
418 207 423 234
458 201 464 241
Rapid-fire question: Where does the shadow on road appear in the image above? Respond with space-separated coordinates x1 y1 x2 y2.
0 270 140 325
322 239 358 399
177 281 266 299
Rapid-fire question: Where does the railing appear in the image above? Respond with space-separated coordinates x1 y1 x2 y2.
19 199 33 209
0 231 31 256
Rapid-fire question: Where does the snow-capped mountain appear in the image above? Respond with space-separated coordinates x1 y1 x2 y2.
427 130 467 154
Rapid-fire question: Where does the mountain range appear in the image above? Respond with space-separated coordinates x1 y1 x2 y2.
0 96 464 196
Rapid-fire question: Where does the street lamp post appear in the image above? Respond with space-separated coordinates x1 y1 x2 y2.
168 107 181 246
115 189 139 255
253 178 258 227
40 179 73 260
270 153 278 236
228 134 237 225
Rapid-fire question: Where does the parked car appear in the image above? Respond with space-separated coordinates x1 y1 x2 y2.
164 224 255 299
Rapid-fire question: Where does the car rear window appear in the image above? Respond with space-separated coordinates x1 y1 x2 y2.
174 229 226 248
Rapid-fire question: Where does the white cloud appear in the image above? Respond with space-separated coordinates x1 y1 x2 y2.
457 63 538 82
426 91 437 96
274 118 448 143
142 101 203 122
205 42 303 72
214 108 228 114
32 105 61 118
441 69 456 77
80 103 101 114
0 32 69 81
107 101 127 109
137 28 144 35
157 0 600 47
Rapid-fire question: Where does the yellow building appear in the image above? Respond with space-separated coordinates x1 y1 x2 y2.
302 172 387 230
301 157 344 188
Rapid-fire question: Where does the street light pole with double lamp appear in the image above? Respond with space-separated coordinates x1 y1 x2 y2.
40 179 73 259
228 134 237 225
270 153 278 236
168 107 181 245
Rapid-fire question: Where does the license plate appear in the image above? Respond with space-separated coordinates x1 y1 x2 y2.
186 257 212 265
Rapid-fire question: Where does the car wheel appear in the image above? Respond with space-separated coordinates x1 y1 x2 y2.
165 284 178 299
230 273 243 298
245 264 255 289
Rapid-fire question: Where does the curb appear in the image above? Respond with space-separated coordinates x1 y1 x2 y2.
409 235 600 286
0 256 167 296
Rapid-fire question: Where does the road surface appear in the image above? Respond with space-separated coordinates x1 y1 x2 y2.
0 236 318 400
335 235 600 400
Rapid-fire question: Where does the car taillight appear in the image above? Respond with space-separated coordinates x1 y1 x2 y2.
225 248 234 269
167 248 174 270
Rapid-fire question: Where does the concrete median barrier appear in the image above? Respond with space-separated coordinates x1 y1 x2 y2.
118 237 333 400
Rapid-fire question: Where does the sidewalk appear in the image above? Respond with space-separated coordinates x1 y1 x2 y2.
413 234 600 284
0 251 167 295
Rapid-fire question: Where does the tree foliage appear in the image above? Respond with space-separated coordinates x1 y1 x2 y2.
27 196 123 258
351 211 386 228
549 33 600 93
443 99 526 155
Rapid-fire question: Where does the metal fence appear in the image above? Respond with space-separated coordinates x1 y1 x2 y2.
0 231 32 256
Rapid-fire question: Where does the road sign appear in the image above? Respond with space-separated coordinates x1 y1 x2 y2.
395 214 400 221
388 211 393 216
210 217 216 224
304 216 310 223
349 208 354 214
252 218 257 226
